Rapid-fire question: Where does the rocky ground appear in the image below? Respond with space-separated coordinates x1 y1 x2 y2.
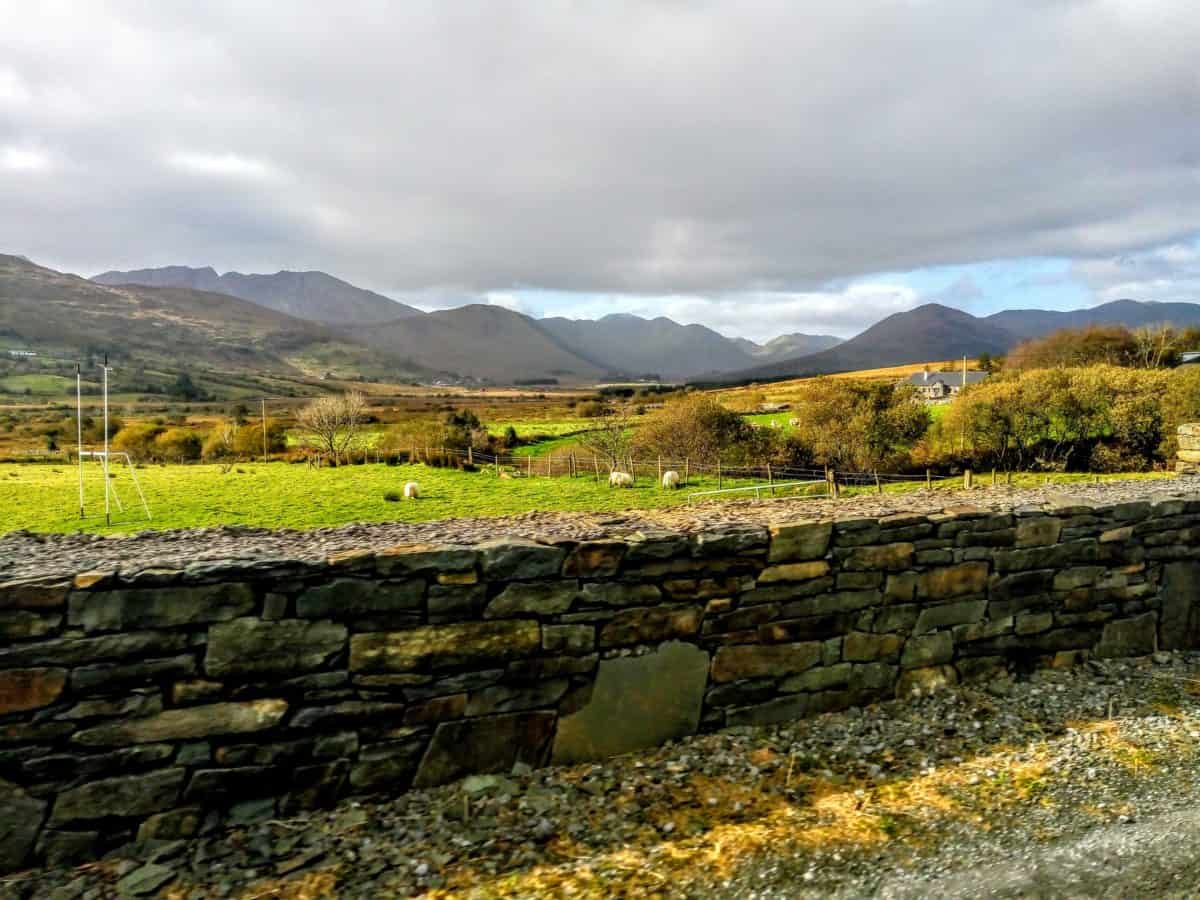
4 653 1200 899
3 476 1198 581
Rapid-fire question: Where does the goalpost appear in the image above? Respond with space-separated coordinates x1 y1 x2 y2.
75 354 152 523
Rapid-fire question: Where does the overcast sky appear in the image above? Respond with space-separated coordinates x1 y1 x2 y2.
2 1 1197 341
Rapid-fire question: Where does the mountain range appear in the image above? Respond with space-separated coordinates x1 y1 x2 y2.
3 256 1198 393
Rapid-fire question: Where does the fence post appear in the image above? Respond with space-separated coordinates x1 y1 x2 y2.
546 453 552 477
767 462 774 496
628 455 636 486
657 455 662 487
467 446 473 465
717 459 723 489
683 457 690 487
991 468 996 486
592 454 600 483
926 468 932 490
874 470 882 495
527 455 532 478
964 469 973 490
1006 469 1012 486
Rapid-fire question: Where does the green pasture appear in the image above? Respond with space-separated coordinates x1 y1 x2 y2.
0 461 1174 535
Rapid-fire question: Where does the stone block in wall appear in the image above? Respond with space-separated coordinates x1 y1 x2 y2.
1095 613 1158 658
542 624 595 654
0 631 190 669
872 604 920 633
623 529 690 562
351 732 428 791
375 543 478 577
413 711 555 788
1160 562 1200 650
49 768 185 825
781 589 880 619
289 701 408 732
70 655 198 693
205 618 347 679
427 585 487 623
726 694 809 727
67 583 254 632
350 620 540 672
0 777 45 872
578 582 662 608
692 525 768 557
296 579 423 621
758 561 831 584
758 611 862 644
0 610 61 641
913 599 986 634
781 662 853 693
74 699 288 746
598 604 701 647
840 543 914 572
553 641 708 764
562 541 627 577
465 679 569 716
485 581 579 618
506 654 597 682
711 641 821 682
901 632 954 669
843 631 903 663
0 579 69 610
1014 517 1063 548
0 667 66 715
478 539 567 580
767 522 832 563
917 562 989 599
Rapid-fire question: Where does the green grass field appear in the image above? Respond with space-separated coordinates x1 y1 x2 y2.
0 462 1174 535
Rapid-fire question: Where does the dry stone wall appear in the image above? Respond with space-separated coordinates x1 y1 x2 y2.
1179 423 1200 475
2 497 1199 872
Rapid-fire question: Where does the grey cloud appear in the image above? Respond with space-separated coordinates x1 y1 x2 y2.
0 0 1197 298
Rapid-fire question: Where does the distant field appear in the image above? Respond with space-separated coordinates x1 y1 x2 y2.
0 374 98 395
714 360 961 408
0 462 1173 535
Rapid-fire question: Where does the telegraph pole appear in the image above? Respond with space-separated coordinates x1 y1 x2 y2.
76 363 84 518
101 354 110 526
261 398 268 463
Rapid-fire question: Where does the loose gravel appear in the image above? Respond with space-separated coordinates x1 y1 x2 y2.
3 476 1197 581
4 653 1200 899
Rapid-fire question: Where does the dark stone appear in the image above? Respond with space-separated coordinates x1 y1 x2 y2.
841 543 914 571
205 618 347 679
901 632 954 669
781 589 880 619
578 583 662 607
692 525 768 557
73 699 288 746
68 583 254 632
350 734 428 791
0 579 69 610
427 585 487 623
913 599 987 634
22 744 175 784
0 667 67 715
50 768 185 824
485 582 578 618
780 662 853 693
598 605 701 647
843 631 903 662
1160 562 1200 650
553 641 708 764
375 543 478 576
1095 613 1158 658
562 541 627 577
296 579 423 620
0 610 61 641
0 777 44 873
478 539 567 580
413 712 556 788
0 631 189 668
726 694 808 727
70 655 198 693
350 621 541 672
289 701 407 730
38 830 101 867
466 679 568 716
542 624 595 654
711 641 821 682
183 766 279 804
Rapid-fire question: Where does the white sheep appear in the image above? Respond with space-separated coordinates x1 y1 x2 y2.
661 470 681 489
403 481 420 499
608 471 634 488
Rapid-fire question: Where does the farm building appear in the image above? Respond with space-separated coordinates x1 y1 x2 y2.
906 367 989 400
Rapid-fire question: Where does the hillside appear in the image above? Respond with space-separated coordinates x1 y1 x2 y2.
751 332 843 360
721 304 1016 381
0 255 422 394
348 304 609 383
93 265 420 326
986 299 1200 340
536 314 751 379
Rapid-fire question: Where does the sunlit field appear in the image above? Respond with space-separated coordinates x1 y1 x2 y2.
0 462 1174 536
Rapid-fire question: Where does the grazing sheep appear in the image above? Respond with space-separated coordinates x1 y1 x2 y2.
661 470 681 489
403 481 420 499
608 471 635 488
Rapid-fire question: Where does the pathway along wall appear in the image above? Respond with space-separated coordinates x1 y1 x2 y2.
2 497 1200 871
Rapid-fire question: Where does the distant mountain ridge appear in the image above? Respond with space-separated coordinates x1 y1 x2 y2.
93 265 421 326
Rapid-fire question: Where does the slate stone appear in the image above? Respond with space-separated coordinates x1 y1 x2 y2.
1159 562 1200 650
843 631 903 662
70 655 198 693
692 525 768 557
0 777 44 873
296 579 423 620
0 631 189 668
758 561 831 584
901 632 954 669
466 679 568 716
427 585 487 622
0 667 66 715
73 699 288 746
350 621 540 672
579 582 663 608
917 562 988 599
841 543 914 571
562 541 627 577
542 624 595 654
38 830 101 868
1014 517 1063 548
350 735 428 791
1095 613 1158 658
50 768 185 824
205 618 347 678
780 662 853 693
598 604 701 647
478 539 567 580
913 599 987 634
68 583 254 632
485 582 579 618
22 744 175 784
725 694 809 727
553 641 708 764
375 543 478 576
768 522 833 562
0 579 69 610
413 712 555 788
0 609 61 641
711 641 821 682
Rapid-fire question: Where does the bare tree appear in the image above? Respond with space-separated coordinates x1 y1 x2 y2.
577 406 634 472
1131 324 1179 369
297 391 368 465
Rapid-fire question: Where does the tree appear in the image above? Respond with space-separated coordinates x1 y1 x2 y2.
169 371 203 401
577 406 634 471
788 379 929 472
154 427 202 462
297 391 368 465
633 394 753 464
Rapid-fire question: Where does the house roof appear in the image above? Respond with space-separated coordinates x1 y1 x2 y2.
1181 351 1200 365
906 370 989 387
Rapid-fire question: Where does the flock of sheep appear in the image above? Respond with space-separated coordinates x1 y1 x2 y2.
398 469 680 500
